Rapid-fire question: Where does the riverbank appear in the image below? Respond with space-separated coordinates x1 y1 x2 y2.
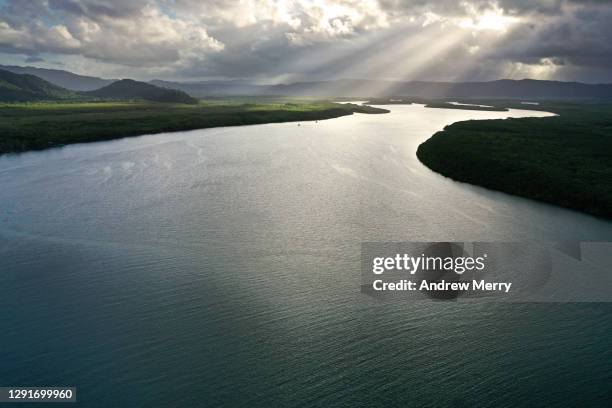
0 101 388 155
417 102 612 218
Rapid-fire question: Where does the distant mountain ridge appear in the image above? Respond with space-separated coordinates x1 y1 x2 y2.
264 78 612 99
85 79 198 104
150 78 612 99
0 69 198 104
0 64 114 91
0 69 79 101
3 64 612 99
149 79 268 97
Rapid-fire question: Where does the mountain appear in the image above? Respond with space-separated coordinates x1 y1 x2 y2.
152 78 612 99
0 65 114 91
86 79 198 104
0 69 79 101
3 63 612 100
265 79 612 99
392 78 612 99
0 70 197 103
149 79 269 97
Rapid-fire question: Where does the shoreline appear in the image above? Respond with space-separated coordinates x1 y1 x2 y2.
416 102 612 219
0 101 388 156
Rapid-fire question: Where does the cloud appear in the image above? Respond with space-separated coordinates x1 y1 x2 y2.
479 3 612 76
25 55 45 63
0 0 224 68
48 0 149 18
1 0 612 82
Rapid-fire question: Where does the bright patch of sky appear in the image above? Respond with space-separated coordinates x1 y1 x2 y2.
1 0 611 82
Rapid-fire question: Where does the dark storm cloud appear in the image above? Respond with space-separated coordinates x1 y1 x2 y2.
48 0 149 18
25 55 44 63
0 0 611 82
483 4 612 70
379 0 562 16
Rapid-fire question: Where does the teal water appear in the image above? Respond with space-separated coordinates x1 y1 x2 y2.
1 105 611 407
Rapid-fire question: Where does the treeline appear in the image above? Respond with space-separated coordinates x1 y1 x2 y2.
417 102 612 218
0 102 387 155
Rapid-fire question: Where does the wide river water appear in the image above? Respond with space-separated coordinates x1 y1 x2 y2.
1 104 611 407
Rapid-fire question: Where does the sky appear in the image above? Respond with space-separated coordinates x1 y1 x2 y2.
1 0 612 83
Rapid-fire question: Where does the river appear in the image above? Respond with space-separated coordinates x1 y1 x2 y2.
1 104 611 407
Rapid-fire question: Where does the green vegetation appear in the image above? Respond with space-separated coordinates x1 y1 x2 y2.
343 103 390 114
365 98 413 105
424 102 508 112
364 97 508 111
417 102 612 218
0 69 198 104
0 100 387 155
85 79 198 104
0 69 79 101
364 97 505 111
